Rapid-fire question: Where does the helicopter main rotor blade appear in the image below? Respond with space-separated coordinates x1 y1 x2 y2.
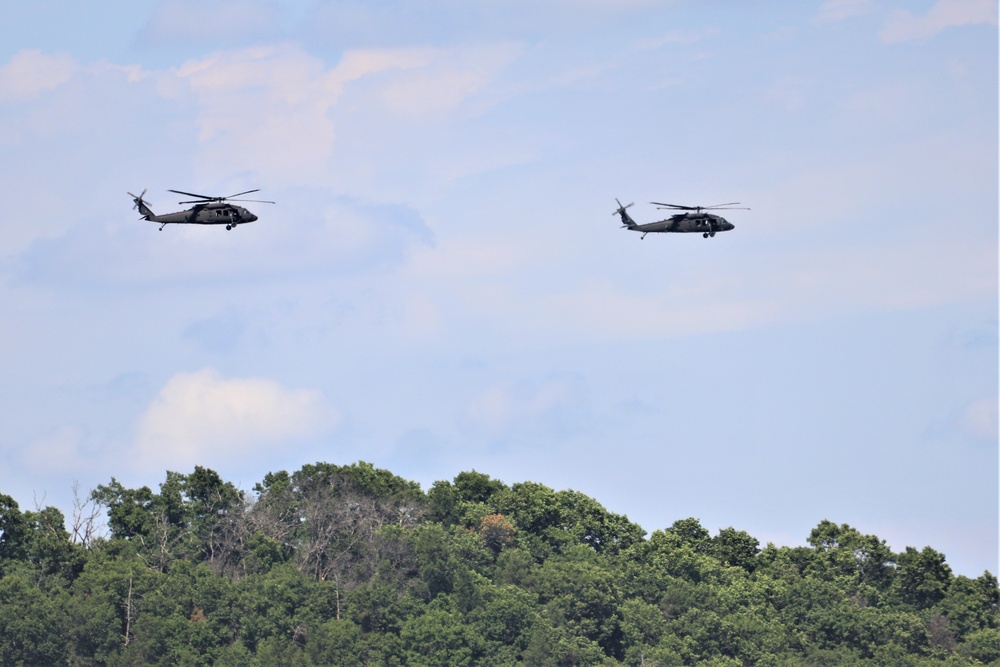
169 189 216 200
169 188 269 203
651 201 750 211
223 189 260 199
176 198 275 205
651 202 698 210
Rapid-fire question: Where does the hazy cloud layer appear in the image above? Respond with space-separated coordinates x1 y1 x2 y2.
881 0 998 42
0 49 77 101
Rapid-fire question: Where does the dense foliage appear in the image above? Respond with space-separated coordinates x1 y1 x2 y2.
1 462 997 666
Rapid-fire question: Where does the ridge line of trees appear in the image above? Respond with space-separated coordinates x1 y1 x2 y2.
1 461 997 666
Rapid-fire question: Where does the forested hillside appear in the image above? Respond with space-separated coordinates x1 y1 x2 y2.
0 461 997 666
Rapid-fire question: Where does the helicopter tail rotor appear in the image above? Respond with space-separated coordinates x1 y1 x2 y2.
128 189 154 219
128 189 146 210
613 199 637 228
613 199 634 215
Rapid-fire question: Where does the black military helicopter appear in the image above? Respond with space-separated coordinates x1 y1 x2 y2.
614 199 747 239
128 189 274 231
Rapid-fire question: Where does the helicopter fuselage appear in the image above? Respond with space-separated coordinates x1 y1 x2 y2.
632 212 734 236
146 202 258 226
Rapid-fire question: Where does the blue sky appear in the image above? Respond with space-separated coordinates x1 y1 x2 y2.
0 0 996 576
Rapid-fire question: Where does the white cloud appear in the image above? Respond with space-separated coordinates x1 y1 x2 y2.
172 43 519 187
380 43 521 116
134 368 332 472
881 0 998 42
0 50 77 102
175 46 339 187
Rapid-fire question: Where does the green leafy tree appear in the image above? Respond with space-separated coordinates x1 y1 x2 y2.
711 527 760 572
624 528 722 588
181 466 247 574
92 479 157 541
667 518 711 553
401 598 485 666
619 598 667 665
522 616 616 667
235 562 331 653
495 546 536 589
493 482 643 559
471 583 539 654
92 471 245 573
938 572 1000 638
0 568 71 665
69 556 162 662
347 575 421 635
531 556 623 656
806 520 894 590
251 635 310 667
409 523 490 602
0 493 28 565
306 618 366 666
454 470 508 505
956 627 1000 664
553 489 645 556
20 505 86 584
893 546 952 609
427 480 460 526
495 482 562 538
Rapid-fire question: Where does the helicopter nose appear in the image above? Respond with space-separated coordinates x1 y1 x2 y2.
247 213 258 222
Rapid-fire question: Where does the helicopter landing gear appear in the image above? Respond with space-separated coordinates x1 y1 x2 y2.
703 232 709 238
